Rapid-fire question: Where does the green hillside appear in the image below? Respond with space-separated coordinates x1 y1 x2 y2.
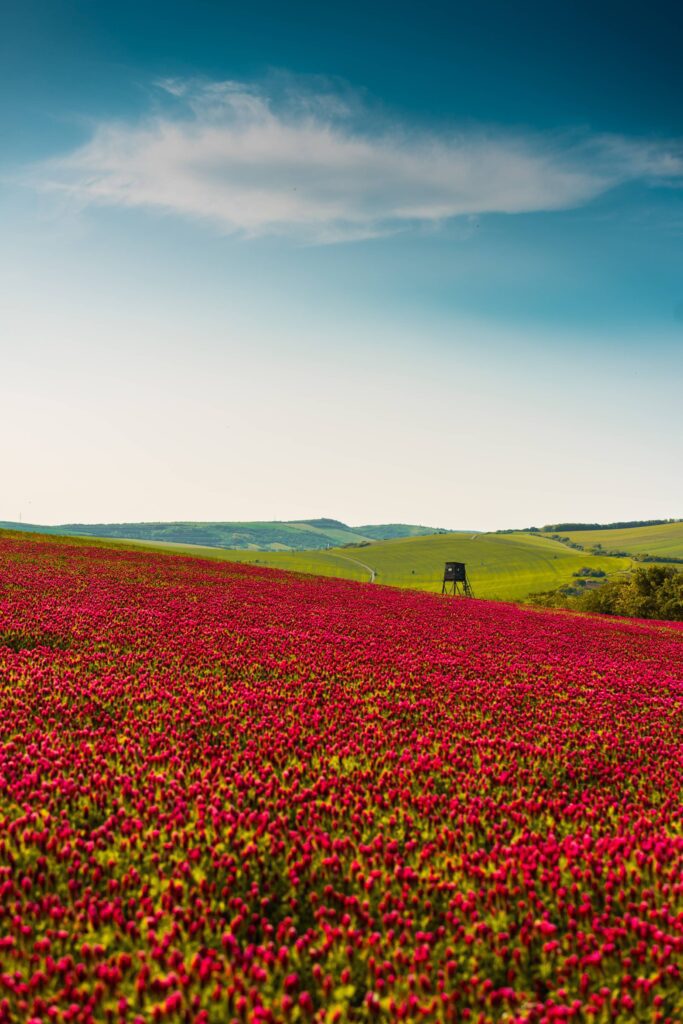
555 522 683 560
82 530 635 602
225 532 636 600
0 518 446 552
354 523 454 541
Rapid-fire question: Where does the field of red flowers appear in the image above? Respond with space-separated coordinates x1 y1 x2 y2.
1 532 682 1024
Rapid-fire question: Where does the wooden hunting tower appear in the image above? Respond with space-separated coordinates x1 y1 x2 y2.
442 561 475 598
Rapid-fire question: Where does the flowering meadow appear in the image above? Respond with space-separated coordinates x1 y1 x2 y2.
1 533 683 1024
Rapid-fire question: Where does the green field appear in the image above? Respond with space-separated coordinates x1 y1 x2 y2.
88 531 636 602
557 522 683 560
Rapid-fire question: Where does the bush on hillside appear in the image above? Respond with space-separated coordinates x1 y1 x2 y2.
632 553 683 564
529 565 683 621
578 565 683 620
549 534 585 551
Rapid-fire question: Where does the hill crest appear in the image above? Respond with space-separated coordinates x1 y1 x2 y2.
0 518 449 552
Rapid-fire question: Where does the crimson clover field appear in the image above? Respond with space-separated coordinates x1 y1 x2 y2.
1 534 682 1024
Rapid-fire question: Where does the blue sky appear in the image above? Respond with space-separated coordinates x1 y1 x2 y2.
1 1 682 529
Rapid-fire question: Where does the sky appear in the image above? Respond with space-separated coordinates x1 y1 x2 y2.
1 0 682 531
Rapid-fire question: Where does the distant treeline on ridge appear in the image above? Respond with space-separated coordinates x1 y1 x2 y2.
536 519 681 533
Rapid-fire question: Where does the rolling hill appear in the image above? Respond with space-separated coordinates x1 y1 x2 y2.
212 532 636 601
4 518 677 602
550 521 683 560
0 518 446 551
59 529 636 602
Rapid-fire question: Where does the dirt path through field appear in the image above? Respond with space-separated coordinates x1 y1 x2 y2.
332 552 377 582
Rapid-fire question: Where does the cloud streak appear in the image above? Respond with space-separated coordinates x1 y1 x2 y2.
36 79 683 243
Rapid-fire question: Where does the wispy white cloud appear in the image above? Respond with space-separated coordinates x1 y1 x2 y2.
33 78 683 243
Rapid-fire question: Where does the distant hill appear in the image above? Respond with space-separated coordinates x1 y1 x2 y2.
0 519 449 552
355 523 454 541
552 522 683 561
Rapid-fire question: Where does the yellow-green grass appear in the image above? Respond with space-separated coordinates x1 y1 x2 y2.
91 532 635 602
558 522 683 560
101 537 369 581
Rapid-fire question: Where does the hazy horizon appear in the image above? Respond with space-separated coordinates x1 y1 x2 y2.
3 511 681 535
